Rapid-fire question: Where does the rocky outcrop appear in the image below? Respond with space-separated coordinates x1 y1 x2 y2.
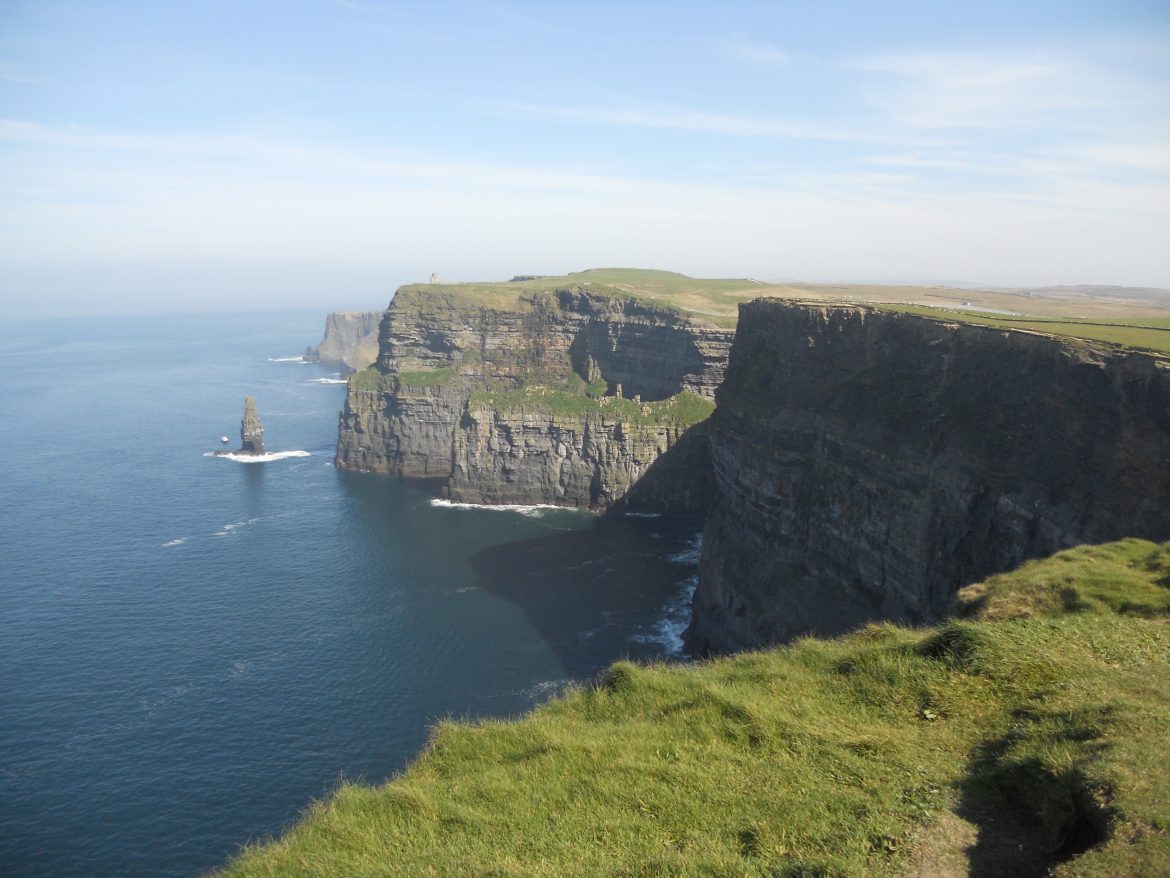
446 393 714 509
336 284 732 510
307 311 384 372
687 300 1170 653
240 396 266 455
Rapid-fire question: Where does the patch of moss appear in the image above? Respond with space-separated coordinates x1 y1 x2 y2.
395 367 457 389
347 366 390 392
468 385 716 429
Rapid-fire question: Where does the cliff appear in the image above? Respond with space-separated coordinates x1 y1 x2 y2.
336 280 732 510
688 299 1170 653
307 311 384 372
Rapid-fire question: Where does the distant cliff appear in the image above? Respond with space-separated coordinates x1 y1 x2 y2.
336 284 732 510
307 311 384 372
687 300 1170 653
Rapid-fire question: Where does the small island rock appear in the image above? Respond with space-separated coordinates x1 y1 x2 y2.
240 396 266 455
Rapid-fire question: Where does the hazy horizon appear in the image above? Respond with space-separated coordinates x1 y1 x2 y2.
3 1 1169 317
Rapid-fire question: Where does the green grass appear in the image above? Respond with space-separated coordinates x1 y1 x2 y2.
349 366 459 392
873 304 1170 354
387 268 1170 336
395 367 458 388
347 366 391 392
467 385 716 429
391 268 781 327
219 539 1170 877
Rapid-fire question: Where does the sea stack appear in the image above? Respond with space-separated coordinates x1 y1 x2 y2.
240 396 266 455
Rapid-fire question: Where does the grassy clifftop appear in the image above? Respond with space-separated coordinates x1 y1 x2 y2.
219 539 1170 877
389 269 1170 343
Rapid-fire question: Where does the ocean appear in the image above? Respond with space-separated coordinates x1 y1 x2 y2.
0 311 700 877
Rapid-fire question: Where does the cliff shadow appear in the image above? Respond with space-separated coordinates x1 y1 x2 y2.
612 419 715 516
468 511 703 679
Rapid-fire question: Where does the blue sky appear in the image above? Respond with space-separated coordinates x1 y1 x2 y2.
2 1 1168 314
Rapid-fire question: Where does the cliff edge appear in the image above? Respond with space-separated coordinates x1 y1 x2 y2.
335 276 735 510
307 311 384 372
688 299 1170 653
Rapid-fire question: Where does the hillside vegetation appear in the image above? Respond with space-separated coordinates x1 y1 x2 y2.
218 539 1170 877
391 269 1170 342
875 305 1170 355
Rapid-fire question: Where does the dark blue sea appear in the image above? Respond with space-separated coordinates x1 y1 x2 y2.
0 311 700 877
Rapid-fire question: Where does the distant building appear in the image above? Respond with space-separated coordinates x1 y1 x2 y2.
429 273 440 284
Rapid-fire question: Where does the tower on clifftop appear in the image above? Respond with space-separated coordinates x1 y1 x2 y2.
429 272 440 284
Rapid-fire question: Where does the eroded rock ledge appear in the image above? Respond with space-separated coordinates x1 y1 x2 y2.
686 299 1170 653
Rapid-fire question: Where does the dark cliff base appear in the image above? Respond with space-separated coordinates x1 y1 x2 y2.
687 300 1170 654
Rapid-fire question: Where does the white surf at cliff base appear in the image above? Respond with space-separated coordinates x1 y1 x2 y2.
429 499 594 517
204 450 312 463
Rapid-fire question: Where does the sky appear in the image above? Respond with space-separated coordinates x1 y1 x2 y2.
2 1 1169 316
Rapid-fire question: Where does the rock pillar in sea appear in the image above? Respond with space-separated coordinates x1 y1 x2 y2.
240 396 266 455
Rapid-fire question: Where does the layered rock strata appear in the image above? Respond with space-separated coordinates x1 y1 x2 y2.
307 311 384 372
688 300 1170 653
240 396 266 455
336 285 732 510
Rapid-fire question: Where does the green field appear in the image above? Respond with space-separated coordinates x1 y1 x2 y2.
219 539 1170 877
872 305 1170 355
392 268 776 327
391 269 1170 339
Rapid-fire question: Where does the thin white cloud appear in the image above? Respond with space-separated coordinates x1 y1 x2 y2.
3 118 1168 297
0 67 46 85
722 39 792 66
507 103 923 144
854 50 1169 130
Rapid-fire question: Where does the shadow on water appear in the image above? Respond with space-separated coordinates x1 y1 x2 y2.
468 511 703 678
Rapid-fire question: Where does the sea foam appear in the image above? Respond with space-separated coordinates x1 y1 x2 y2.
630 575 698 657
266 356 307 363
668 531 703 565
429 498 593 518
307 377 347 384
204 450 312 463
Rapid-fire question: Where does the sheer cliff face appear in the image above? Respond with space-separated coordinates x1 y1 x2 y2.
688 300 1170 654
335 286 731 510
310 311 384 372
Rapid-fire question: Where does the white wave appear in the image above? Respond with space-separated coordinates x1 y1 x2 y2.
267 356 306 362
630 575 697 657
162 538 186 547
668 531 703 566
516 679 571 700
213 516 262 536
429 498 593 517
307 377 347 384
204 450 312 463
623 511 663 518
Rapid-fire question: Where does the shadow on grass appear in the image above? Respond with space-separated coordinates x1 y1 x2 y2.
956 706 1112 877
